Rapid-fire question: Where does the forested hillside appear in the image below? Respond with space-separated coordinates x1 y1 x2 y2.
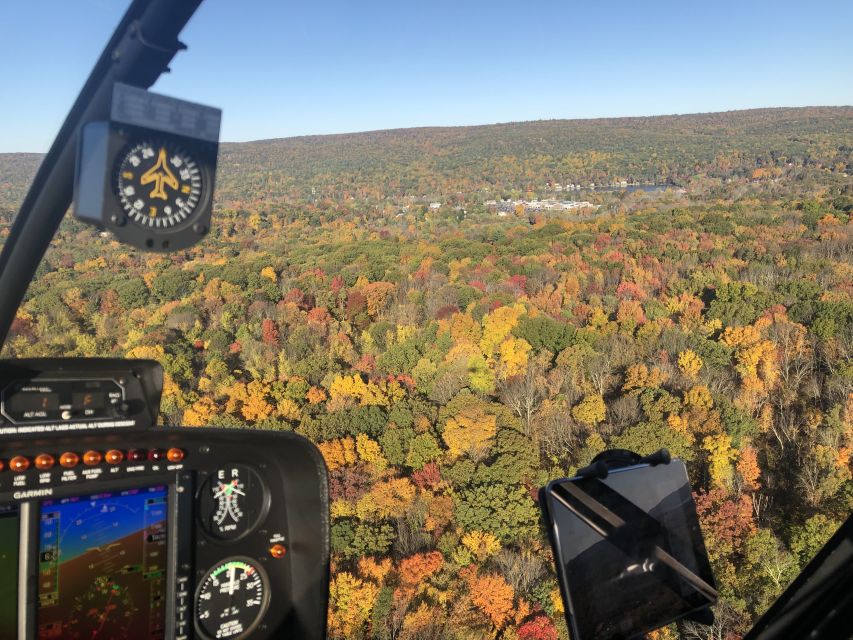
1 107 852 639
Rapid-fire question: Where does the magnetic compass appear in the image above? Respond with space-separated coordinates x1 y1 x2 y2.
115 141 202 230
198 465 269 540
74 83 220 252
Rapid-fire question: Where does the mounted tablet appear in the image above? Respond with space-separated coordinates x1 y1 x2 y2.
74 83 221 252
540 450 717 640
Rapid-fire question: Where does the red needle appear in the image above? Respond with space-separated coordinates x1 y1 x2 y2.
93 586 116 638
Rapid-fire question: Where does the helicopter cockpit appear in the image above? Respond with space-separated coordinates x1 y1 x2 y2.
0 2 329 638
0 2 849 640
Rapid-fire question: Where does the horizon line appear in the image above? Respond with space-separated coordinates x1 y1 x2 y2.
2 103 851 154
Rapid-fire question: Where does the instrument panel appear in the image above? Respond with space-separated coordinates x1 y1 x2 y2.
0 359 329 640
0 359 163 436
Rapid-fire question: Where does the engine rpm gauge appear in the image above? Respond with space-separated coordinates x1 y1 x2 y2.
198 465 268 540
195 558 269 640
115 141 202 230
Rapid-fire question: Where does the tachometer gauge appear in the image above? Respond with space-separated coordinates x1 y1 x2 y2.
195 558 269 640
115 141 202 230
198 465 268 540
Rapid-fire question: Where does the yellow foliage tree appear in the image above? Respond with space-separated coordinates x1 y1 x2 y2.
571 394 607 427
260 266 277 282
241 380 274 422
551 588 565 615
684 385 714 410
328 373 368 410
735 339 779 405
442 403 498 460
402 603 436 637
461 531 502 563
328 373 402 410
677 349 703 379
623 363 666 393
358 556 393 584
275 398 301 422
318 437 358 471
328 572 379 638
667 414 693 442
720 325 762 349
183 396 217 427
704 433 737 488
361 281 396 317
330 500 356 518
444 310 482 345
498 336 532 379
355 433 388 472
479 304 525 356
356 477 416 520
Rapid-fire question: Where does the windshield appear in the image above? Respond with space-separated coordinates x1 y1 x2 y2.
1 2 851 639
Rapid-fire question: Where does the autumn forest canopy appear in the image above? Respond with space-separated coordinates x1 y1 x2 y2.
1 106 852 640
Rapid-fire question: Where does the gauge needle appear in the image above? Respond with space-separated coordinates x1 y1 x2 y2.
214 479 245 499
228 565 237 595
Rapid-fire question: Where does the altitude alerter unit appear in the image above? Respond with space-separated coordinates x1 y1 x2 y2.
74 83 221 252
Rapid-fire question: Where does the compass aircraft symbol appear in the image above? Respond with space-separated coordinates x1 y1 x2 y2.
140 147 179 201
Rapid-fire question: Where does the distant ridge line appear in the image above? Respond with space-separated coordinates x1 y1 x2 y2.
225 105 853 147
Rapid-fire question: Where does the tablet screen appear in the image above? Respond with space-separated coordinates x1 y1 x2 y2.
544 461 715 640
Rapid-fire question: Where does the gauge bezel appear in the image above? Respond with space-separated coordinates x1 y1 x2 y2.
196 464 271 542
106 127 215 242
113 139 206 233
74 121 217 252
193 556 271 640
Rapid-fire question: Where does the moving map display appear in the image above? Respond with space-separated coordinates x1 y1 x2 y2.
0 504 18 639
37 485 168 639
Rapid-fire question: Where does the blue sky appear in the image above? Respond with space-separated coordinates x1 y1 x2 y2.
1 0 851 152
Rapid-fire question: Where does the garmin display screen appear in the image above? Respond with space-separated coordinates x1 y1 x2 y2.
36 485 169 639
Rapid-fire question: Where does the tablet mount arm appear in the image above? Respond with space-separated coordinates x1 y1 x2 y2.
576 447 672 480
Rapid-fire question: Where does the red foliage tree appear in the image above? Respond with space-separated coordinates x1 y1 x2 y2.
330 275 345 294
412 462 442 491
694 488 756 556
517 615 558 640
261 318 280 347
355 354 376 374
435 304 460 320
346 290 367 320
328 464 373 502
